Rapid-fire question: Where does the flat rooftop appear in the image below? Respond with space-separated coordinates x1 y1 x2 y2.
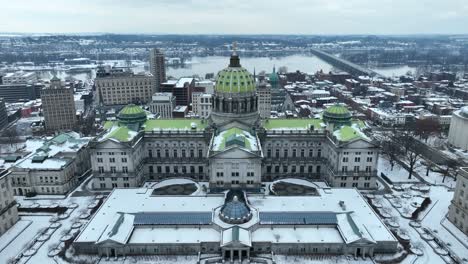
75 186 396 246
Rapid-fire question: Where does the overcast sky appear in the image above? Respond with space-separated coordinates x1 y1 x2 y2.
1 0 467 34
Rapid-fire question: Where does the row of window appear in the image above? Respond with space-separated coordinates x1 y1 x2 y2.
215 172 255 178
97 152 127 156
341 166 373 172
99 182 130 189
98 166 128 173
215 180 255 186
342 157 373 162
148 149 204 158
266 149 322 158
266 165 321 174
149 165 204 174
98 157 127 163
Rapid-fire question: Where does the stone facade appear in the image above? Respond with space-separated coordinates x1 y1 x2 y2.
448 167 468 234
41 77 76 131
95 69 154 106
149 92 175 118
0 170 19 236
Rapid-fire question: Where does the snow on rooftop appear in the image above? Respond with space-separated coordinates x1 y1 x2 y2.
76 186 396 246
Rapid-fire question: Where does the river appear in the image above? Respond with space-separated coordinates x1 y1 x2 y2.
36 55 414 81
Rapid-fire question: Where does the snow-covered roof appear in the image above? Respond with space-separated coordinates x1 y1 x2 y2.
75 187 396 247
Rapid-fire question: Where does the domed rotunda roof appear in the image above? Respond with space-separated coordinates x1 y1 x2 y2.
117 104 147 125
219 195 252 224
323 104 352 126
215 52 255 94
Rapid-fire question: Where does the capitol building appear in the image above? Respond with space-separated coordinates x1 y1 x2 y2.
89 52 380 191
73 52 397 261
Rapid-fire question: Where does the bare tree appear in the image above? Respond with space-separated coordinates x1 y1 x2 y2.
443 159 459 183
380 137 402 171
2 127 19 147
415 118 442 142
393 128 423 179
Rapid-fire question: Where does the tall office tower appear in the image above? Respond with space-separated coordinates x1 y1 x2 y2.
149 48 166 92
257 81 272 119
41 76 76 131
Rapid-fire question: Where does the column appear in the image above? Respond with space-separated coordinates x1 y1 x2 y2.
247 249 250 260
230 249 234 263
106 248 109 259
239 249 242 262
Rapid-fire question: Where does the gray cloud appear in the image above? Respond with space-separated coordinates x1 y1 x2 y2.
0 0 466 34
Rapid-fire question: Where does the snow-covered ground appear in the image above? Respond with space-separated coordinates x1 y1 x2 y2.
378 157 420 183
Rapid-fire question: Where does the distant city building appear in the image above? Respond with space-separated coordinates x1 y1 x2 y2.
257 81 271 119
149 48 166 92
2 71 37 85
192 92 212 119
161 78 195 107
41 77 77 131
448 107 468 151
149 92 176 118
95 67 154 106
172 105 188 118
0 170 19 236
9 133 91 196
0 83 43 103
448 167 468 235
195 80 215 94
0 98 8 130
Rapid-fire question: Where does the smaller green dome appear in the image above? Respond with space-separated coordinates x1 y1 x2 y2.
323 104 352 125
118 104 147 125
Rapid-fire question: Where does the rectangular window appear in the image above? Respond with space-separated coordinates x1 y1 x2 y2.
340 182 346 187
354 166 359 172
231 172 239 177
283 166 288 173
275 166 280 173
291 166 296 173
284 149 288 157
365 166 372 172
308 166 313 173
367 157 373 162
98 167 104 173
173 150 178 158
122 166 128 173
352 183 358 187
199 166 204 173
97 158 103 163
198 149 203 158
121 158 127 163
109 158 115 163
267 149 272 158
110 167 116 173
355 157 361 162
267 166 272 173
157 166 162 173
316 166 321 173
149 166 154 173
165 166 170 173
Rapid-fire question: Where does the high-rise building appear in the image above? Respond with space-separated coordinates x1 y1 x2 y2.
149 92 176 118
192 92 212 119
41 76 76 131
95 67 154 106
0 98 8 130
0 170 19 236
149 48 166 92
448 167 468 235
257 81 272 119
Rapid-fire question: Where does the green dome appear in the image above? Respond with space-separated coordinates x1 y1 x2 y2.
118 104 147 125
323 104 352 125
215 55 255 94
